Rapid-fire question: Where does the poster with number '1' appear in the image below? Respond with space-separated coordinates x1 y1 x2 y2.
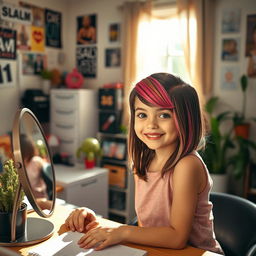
0 61 16 88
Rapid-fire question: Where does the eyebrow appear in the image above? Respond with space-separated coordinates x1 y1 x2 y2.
135 107 171 112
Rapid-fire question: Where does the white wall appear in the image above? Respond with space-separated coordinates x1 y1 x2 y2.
213 0 256 141
65 0 125 89
0 0 68 135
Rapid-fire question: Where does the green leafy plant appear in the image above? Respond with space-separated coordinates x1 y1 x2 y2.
230 137 256 179
0 159 24 212
40 69 53 80
199 97 234 175
76 137 102 161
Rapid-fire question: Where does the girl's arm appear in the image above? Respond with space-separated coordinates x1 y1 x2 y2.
78 155 205 250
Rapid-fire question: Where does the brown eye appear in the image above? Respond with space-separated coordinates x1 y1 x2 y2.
159 113 171 119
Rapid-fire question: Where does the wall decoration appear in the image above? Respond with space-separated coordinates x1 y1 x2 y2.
109 23 120 42
245 14 256 77
101 137 126 161
45 9 62 48
76 46 97 78
0 28 16 60
31 26 45 52
105 48 121 67
20 2 44 27
0 61 16 88
77 14 97 45
21 53 46 75
221 38 240 61
221 8 241 33
0 2 32 25
16 23 31 50
220 66 239 90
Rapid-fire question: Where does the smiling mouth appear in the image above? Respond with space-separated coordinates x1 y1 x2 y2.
144 133 163 139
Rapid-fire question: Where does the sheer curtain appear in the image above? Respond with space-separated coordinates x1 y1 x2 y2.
122 1 151 126
177 0 216 98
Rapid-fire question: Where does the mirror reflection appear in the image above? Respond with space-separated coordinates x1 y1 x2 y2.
19 112 54 212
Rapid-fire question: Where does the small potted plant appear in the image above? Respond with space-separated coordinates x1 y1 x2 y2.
0 159 26 242
199 97 234 192
233 74 255 139
76 137 102 169
40 69 53 95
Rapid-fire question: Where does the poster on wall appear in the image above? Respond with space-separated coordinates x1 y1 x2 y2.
76 46 97 78
15 23 31 50
220 66 239 90
105 48 121 67
245 14 256 77
221 8 241 33
0 28 16 60
20 2 44 27
31 26 45 52
109 23 120 42
0 2 32 25
45 9 62 48
221 38 240 61
0 61 16 88
21 52 46 75
77 14 97 45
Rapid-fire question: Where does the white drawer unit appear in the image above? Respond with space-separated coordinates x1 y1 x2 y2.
51 89 98 164
54 164 108 218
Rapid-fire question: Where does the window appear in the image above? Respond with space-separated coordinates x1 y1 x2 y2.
136 13 190 84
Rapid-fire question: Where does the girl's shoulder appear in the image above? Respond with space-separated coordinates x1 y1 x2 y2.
173 152 205 179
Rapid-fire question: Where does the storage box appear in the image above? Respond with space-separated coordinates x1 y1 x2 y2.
103 163 127 188
99 111 122 134
98 88 123 110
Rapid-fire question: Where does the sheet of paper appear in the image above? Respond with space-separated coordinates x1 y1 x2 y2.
28 231 147 256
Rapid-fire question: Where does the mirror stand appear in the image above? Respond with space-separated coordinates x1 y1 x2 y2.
0 171 54 247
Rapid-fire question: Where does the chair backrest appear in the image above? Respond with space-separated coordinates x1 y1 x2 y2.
210 192 256 256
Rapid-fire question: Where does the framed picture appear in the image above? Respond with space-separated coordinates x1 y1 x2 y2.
105 48 121 67
77 14 97 45
221 38 240 61
221 8 241 33
109 23 120 42
101 137 126 161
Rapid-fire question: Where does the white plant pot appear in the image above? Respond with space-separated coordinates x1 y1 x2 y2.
211 173 228 193
42 80 51 95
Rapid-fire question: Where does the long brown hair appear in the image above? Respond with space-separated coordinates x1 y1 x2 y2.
128 73 205 180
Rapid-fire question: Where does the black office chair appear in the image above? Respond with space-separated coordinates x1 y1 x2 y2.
210 192 256 256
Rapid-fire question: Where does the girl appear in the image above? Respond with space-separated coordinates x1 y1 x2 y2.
65 73 223 254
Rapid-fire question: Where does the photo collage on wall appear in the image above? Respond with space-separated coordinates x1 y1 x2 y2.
220 8 256 90
76 14 97 78
105 23 121 68
220 8 241 90
0 1 62 88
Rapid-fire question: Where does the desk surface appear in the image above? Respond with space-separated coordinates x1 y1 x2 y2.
9 205 221 256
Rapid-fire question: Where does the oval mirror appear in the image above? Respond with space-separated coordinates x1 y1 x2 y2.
12 108 56 217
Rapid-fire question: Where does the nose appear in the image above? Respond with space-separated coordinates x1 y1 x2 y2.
146 116 158 129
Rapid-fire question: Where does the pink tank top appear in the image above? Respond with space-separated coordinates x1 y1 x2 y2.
134 152 223 254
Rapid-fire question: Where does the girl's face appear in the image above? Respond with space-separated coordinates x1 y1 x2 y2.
134 97 178 155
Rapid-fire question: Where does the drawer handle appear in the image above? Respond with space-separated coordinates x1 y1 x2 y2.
61 139 74 144
55 110 74 115
110 169 118 173
55 95 74 99
81 179 97 187
56 124 74 129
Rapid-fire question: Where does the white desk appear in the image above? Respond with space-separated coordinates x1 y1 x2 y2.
54 164 108 218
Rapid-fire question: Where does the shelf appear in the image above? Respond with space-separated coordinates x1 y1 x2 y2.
109 208 127 217
109 186 128 193
102 159 128 165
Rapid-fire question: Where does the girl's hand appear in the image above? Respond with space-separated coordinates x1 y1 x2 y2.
65 208 99 232
78 226 125 250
